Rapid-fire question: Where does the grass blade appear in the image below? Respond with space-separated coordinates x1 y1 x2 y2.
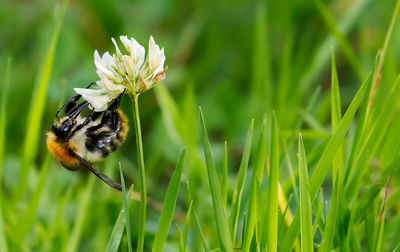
391 242 400 252
106 211 126 252
175 225 183 252
344 54 378 183
368 0 400 107
320 170 339 252
242 116 266 251
277 194 293 239
120 165 132 252
199 107 232 252
186 181 209 252
346 75 400 200
64 173 96 252
152 149 186 252
18 153 51 240
313 189 324 237
353 184 381 223
244 116 267 250
18 0 68 197
0 58 11 185
221 141 228 209
375 212 385 251
278 183 295 230
193 208 209 252
330 51 344 182
309 71 371 199
243 176 262 252
229 119 254 242
254 117 267 184
181 200 193 252
0 58 11 252
281 71 372 251
298 135 313 252
256 117 268 247
106 186 134 252
282 86 321 201
265 113 279 252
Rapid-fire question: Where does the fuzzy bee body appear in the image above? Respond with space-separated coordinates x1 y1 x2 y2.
47 111 128 167
47 86 128 190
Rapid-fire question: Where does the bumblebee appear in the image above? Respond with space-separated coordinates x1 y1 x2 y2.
46 83 129 190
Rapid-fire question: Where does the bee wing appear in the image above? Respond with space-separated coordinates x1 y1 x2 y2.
73 153 122 191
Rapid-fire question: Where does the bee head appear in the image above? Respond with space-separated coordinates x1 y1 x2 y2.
52 101 88 138
52 116 77 138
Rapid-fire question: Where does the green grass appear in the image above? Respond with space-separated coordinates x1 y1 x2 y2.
265 113 279 252
17 0 68 198
298 135 313 252
0 58 11 252
106 185 134 252
2 0 400 251
120 164 133 252
153 149 185 252
200 108 233 252
229 119 253 244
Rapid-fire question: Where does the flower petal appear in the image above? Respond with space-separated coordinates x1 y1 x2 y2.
112 37 122 55
94 51 115 77
74 88 112 112
152 66 167 83
94 51 123 83
148 36 165 75
120 36 133 54
120 36 145 69
148 36 159 57
122 55 136 79
99 74 125 95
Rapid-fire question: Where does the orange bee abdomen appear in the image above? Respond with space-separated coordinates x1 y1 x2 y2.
46 132 80 167
117 109 129 141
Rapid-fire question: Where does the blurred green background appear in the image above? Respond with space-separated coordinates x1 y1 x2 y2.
1 0 400 251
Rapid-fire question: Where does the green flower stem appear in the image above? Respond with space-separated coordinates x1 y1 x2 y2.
130 93 146 252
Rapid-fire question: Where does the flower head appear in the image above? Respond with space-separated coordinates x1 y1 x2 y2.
74 35 167 111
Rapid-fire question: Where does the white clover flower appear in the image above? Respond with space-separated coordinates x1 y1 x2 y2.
148 36 166 75
94 51 122 83
74 35 167 111
138 36 167 92
73 87 114 112
120 36 145 67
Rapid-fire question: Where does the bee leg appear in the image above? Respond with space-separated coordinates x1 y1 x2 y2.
66 82 97 113
107 89 126 111
80 110 102 127
100 108 122 132
56 95 80 118
67 101 89 118
93 91 125 131
56 82 97 118
91 111 103 121
73 153 122 191
99 91 125 129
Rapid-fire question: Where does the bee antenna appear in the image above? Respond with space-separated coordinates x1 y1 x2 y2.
56 82 96 118
86 81 96 89
56 95 80 118
70 102 89 119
